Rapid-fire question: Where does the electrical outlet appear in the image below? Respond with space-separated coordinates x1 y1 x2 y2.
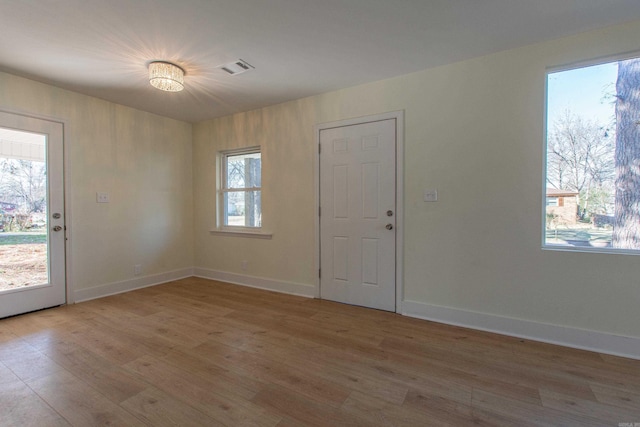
133 264 142 276
241 260 248 271
424 189 438 202
96 192 110 203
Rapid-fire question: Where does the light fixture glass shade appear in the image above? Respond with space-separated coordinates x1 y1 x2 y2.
149 61 184 92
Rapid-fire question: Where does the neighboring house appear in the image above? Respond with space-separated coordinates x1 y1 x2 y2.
546 188 579 225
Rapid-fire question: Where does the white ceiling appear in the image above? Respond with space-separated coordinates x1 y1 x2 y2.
2 0 640 123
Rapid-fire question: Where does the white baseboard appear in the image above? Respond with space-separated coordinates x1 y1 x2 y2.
193 267 316 298
402 300 640 360
71 268 639 360
73 268 194 303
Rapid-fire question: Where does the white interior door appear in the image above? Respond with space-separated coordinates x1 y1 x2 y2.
319 118 396 311
0 112 66 318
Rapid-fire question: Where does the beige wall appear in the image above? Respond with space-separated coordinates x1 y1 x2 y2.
193 100 318 286
0 72 194 294
194 19 640 339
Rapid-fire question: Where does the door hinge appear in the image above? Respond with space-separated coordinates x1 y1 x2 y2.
318 144 321 154
318 206 321 216
319 269 321 279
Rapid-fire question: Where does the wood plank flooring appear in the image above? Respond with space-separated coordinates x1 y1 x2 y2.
1 277 639 426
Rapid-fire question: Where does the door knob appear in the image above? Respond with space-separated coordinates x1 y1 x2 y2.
52 225 62 232
387 210 393 217
385 224 393 230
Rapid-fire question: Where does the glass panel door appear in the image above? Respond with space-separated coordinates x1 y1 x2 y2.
0 112 65 318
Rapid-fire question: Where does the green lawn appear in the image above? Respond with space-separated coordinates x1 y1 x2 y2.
0 233 47 245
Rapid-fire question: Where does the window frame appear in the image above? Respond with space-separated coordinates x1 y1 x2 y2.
218 146 262 231
542 51 640 255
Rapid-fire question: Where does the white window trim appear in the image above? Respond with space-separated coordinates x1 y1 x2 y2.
209 229 272 239
542 51 640 255
215 146 266 235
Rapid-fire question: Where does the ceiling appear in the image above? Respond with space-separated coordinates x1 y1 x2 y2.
2 1 640 123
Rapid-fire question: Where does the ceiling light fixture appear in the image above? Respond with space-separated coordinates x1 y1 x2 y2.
148 61 184 92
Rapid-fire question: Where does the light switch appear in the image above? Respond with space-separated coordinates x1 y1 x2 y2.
96 192 110 203
424 189 438 202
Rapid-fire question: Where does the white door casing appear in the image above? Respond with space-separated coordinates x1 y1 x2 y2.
0 111 66 318
319 116 398 312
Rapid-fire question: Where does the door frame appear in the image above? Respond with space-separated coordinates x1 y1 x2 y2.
315 111 404 313
0 108 73 306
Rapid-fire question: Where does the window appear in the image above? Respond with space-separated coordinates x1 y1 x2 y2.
220 147 261 228
544 55 640 252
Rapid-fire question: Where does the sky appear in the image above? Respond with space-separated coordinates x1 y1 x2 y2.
547 61 618 128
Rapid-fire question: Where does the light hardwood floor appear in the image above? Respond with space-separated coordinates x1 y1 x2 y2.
1 277 639 426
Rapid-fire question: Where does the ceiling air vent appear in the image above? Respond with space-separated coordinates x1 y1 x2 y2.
219 59 254 75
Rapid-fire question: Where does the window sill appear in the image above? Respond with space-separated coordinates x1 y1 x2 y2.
209 229 273 239
542 245 639 256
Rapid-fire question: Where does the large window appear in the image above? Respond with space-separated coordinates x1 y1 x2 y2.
544 55 640 252
220 147 261 228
